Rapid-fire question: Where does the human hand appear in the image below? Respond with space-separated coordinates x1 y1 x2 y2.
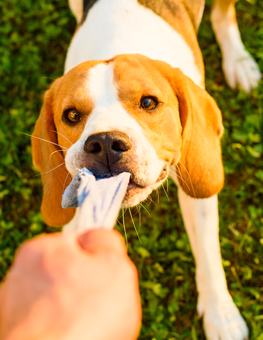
0 229 141 340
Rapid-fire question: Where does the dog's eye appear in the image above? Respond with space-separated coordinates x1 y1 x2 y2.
67 110 80 122
141 97 158 110
63 109 81 124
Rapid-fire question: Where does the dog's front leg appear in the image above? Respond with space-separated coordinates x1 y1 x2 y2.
211 0 261 93
178 188 248 340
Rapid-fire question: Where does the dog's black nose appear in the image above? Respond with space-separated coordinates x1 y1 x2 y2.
84 131 132 167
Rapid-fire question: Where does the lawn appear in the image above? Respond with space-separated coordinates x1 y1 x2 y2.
0 0 263 339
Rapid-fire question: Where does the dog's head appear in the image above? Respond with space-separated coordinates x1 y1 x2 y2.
32 54 224 226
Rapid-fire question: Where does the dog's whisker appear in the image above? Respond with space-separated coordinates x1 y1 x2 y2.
147 195 156 206
131 206 142 217
175 167 191 192
169 168 191 192
138 207 142 232
21 132 68 150
178 161 196 198
156 187 160 203
168 162 183 179
49 149 65 159
161 182 169 200
63 171 71 193
50 130 73 145
129 208 142 244
34 162 65 177
116 219 122 226
120 207 127 217
122 208 128 250
169 166 185 181
139 203 151 217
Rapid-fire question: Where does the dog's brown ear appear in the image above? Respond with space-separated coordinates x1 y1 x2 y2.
159 66 224 198
171 68 224 198
32 84 75 227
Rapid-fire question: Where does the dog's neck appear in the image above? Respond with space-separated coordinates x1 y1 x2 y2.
65 0 204 87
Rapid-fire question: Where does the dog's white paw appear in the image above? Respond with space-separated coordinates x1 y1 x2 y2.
222 48 261 93
197 296 205 318
202 297 248 340
211 4 261 93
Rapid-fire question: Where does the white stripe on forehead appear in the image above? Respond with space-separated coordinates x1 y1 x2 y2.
88 62 117 107
84 62 143 136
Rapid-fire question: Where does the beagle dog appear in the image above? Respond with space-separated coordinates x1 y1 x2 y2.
32 0 260 339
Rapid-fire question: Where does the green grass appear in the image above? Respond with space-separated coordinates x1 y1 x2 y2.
0 0 263 338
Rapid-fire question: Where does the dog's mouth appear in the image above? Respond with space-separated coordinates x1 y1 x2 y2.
127 176 143 191
90 165 168 193
99 165 168 192
93 171 144 191
69 162 169 208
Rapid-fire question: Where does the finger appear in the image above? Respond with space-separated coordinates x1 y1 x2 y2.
78 229 127 255
13 233 64 265
12 232 79 274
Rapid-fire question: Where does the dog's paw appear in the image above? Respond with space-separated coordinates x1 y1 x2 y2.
197 296 205 318
222 48 261 93
202 297 248 340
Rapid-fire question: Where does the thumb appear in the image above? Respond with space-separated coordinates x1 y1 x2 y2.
77 229 127 255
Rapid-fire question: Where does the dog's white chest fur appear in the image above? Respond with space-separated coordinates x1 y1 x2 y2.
65 0 202 86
